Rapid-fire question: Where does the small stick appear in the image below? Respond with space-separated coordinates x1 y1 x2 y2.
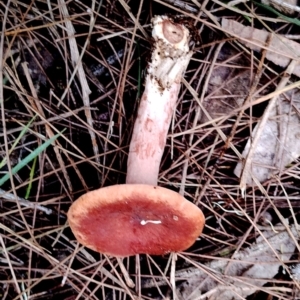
116 257 135 288
0 188 52 215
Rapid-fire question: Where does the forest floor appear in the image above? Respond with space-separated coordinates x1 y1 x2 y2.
0 0 300 299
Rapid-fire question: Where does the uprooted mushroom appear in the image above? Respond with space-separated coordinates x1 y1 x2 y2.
68 16 205 257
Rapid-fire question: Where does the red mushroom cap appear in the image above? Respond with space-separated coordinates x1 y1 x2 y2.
68 184 205 257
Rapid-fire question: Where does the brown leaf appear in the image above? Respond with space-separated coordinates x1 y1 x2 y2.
221 19 300 77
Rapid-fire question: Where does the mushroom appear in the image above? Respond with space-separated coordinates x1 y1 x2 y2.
68 16 205 257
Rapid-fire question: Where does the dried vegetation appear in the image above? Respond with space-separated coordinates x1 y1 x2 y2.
0 0 300 299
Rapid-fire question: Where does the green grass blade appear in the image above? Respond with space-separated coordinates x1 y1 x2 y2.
25 156 37 199
0 130 65 187
252 1 300 27
0 115 37 169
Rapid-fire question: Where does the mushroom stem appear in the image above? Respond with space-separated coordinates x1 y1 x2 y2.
126 16 193 185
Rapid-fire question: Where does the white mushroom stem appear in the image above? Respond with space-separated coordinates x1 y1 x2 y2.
126 16 193 185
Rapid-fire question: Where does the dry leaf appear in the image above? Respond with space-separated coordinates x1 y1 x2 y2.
221 19 300 78
234 89 300 184
234 58 299 189
176 225 298 300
